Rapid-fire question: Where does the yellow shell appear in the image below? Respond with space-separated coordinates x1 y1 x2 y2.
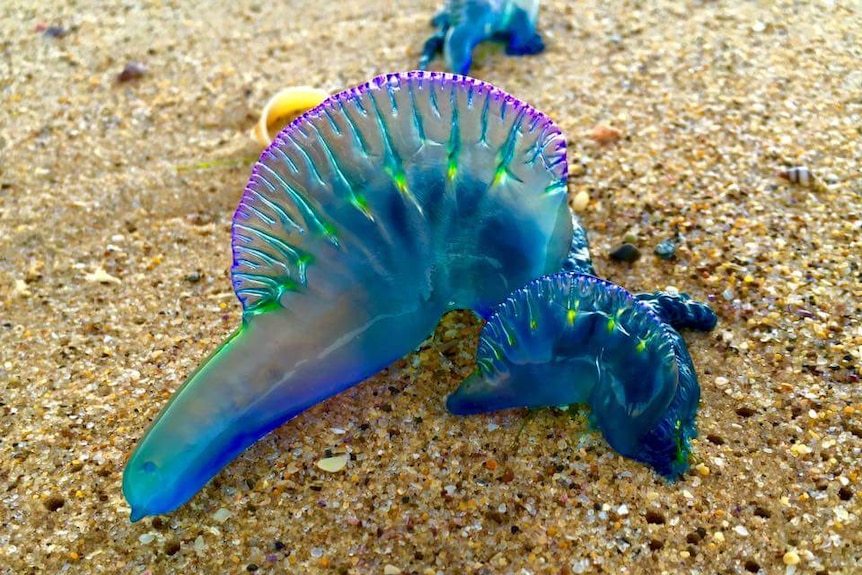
251 86 329 147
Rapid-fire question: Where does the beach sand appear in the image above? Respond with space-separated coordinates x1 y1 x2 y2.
1 0 860 573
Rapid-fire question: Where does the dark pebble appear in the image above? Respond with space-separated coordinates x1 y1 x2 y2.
609 242 641 263
753 506 771 518
706 433 725 445
838 486 853 501
744 559 760 573
43 26 69 38
648 538 664 550
645 510 666 524
44 495 65 512
246 564 259 572
117 62 147 83
654 239 676 260
164 540 181 556
736 406 757 417
484 510 505 524
274 540 285 551
510 525 520 534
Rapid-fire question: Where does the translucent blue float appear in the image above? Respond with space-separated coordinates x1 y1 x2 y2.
123 71 574 520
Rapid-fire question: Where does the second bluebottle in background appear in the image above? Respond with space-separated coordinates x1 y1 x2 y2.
419 0 546 74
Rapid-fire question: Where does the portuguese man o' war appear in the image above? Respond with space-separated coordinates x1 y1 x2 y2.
447 240 718 478
123 71 575 521
419 0 546 75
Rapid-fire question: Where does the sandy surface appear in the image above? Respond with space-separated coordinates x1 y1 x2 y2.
1 0 861 573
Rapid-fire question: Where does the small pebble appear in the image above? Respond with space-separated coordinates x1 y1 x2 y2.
13 278 31 298
783 550 800 565
654 239 676 260
648 539 664 550
117 61 147 83
84 266 122 284
589 124 622 144
42 25 69 38
645 510 666 524
212 508 232 523
317 453 349 472
43 495 65 512
609 242 641 263
733 525 750 537
384 565 402 575
138 533 155 545
164 540 181 556
572 190 590 212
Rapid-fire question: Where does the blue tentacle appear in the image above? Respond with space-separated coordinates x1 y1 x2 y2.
635 291 718 332
447 272 716 479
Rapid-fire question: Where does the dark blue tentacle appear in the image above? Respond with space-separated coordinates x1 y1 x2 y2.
448 272 717 479
635 291 718 332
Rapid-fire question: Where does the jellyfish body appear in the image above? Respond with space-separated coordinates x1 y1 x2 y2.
447 272 717 478
123 71 574 520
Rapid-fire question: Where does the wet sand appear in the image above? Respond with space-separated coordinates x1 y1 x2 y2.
1 1 860 573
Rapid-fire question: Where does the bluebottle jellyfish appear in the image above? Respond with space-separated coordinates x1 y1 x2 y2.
419 0 546 75
446 270 718 478
123 71 575 520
